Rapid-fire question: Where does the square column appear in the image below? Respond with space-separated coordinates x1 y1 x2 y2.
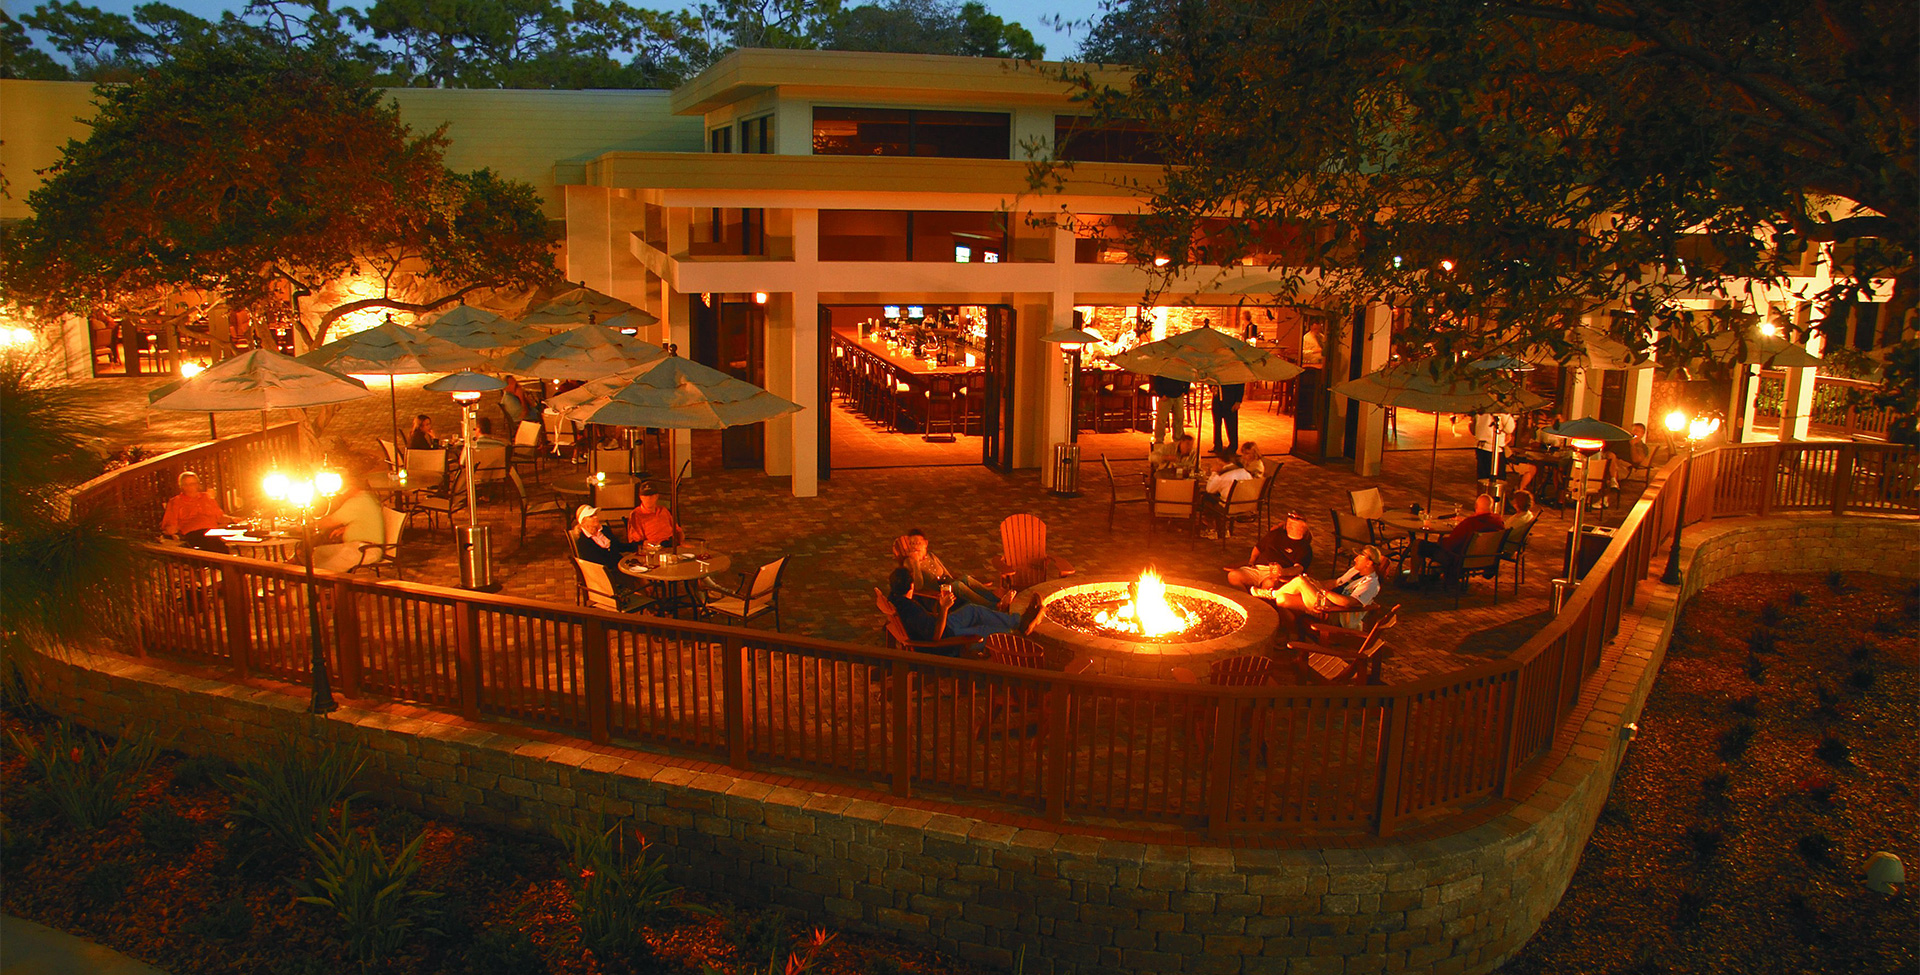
1778 300 1818 441
1620 366 1654 428
1350 302 1392 476
1038 294 1074 490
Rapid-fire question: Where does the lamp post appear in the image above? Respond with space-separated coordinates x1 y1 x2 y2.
263 466 344 714
1563 436 1606 580
424 371 507 591
1659 410 1723 586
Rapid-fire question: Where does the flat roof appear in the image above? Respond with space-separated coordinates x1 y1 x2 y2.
669 48 1132 116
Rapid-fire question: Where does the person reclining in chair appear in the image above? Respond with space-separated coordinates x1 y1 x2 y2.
883 568 1040 653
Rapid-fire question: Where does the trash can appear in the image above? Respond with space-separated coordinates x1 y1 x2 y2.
456 524 497 591
1050 442 1081 497
1563 524 1615 579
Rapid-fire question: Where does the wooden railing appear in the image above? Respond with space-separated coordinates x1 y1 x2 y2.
70 423 305 529
1753 372 1900 441
98 433 1916 839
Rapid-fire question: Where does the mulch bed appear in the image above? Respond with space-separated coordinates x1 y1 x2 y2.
0 708 991 975
1500 570 1919 975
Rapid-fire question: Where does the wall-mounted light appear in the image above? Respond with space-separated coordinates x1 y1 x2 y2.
1153 257 1170 267
753 292 769 305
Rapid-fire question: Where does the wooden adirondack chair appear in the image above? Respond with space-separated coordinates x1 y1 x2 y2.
1286 608 1396 686
974 633 1086 741
993 514 1076 591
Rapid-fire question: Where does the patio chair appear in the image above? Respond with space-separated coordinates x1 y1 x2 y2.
1349 487 1385 520
412 468 469 537
508 468 568 543
1150 476 1200 536
345 507 407 580
701 556 787 630
873 587 980 657
510 420 544 474
975 633 1085 741
466 444 509 500
592 446 633 478
379 439 401 472
592 479 637 533
1452 529 1507 607
1171 654 1276 751
1254 464 1282 535
994 514 1076 591
1497 518 1537 594
1331 508 1375 558
573 556 650 613
1288 624 1392 685
1100 454 1148 531
543 413 578 460
1201 475 1267 548
405 447 447 485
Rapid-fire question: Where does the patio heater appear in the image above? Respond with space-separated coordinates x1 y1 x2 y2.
425 371 507 592
261 465 344 714
1041 326 1103 497
1659 410 1723 586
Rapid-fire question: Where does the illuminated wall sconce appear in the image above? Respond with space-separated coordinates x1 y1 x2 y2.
753 292 769 305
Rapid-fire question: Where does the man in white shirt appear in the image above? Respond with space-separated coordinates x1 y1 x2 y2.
1471 412 1515 483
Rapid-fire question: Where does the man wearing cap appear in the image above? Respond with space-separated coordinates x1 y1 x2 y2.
624 486 683 547
1226 511 1314 591
572 505 637 574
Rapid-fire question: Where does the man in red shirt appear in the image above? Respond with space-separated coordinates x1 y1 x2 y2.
160 470 233 552
1418 493 1505 583
624 486 683 547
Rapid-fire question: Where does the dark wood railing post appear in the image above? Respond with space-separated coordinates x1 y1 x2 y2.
1497 669 1526 799
1832 444 1855 515
1758 442 1780 515
889 659 913 797
332 582 362 698
1375 692 1410 837
221 566 251 679
582 618 610 744
1204 694 1239 837
452 597 478 720
722 635 749 771
1044 680 1070 823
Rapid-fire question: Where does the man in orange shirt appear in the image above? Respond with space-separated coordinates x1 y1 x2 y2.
160 470 233 552
624 486 683 547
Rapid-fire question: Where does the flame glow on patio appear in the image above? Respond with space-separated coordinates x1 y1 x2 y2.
1094 569 1190 637
1045 571 1247 645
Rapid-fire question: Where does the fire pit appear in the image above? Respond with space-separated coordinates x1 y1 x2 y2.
1022 569 1279 679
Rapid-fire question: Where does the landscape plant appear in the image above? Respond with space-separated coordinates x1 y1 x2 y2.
293 802 442 972
7 721 157 830
556 817 701 965
223 733 367 855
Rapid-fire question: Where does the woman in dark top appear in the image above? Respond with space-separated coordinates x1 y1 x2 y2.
406 414 440 450
1226 511 1314 591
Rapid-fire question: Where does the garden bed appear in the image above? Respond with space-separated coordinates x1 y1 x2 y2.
1501 570 1919 974
0 706 992 975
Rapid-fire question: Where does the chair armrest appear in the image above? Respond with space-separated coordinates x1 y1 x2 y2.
1302 623 1364 648
1047 555 1077 577
1285 640 1366 662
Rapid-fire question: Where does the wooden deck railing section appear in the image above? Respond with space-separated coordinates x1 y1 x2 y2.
93 433 1916 838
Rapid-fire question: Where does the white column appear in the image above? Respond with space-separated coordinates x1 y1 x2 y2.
1351 302 1392 477
791 288 819 497
1779 300 1818 441
1620 366 1654 429
1731 364 1761 442
763 295 795 478
1038 292 1074 490
1324 310 1354 458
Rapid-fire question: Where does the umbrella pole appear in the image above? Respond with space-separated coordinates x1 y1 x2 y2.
389 376 400 456
1425 416 1439 512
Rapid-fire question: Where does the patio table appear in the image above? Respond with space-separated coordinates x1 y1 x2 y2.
1376 511 1455 578
619 549 731 620
553 472 640 497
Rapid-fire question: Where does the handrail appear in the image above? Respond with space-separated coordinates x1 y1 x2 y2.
86 426 1917 841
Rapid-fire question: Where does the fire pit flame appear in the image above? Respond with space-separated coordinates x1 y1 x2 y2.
1092 568 1192 637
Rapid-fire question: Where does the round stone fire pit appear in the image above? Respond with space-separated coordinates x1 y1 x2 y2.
1021 573 1279 679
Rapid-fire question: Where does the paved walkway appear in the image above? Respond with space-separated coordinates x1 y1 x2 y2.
1 917 170 975
72 374 1645 683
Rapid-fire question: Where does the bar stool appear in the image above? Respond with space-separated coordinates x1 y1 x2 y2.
924 374 958 442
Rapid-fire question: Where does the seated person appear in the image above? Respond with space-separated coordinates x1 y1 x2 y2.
160 470 233 553
470 417 510 449
624 487 683 547
572 505 637 572
1507 490 1538 537
1203 442 1266 498
893 529 999 608
1417 493 1505 580
1267 545 1384 639
406 414 440 450
883 568 1039 652
1226 511 1314 590
1149 434 1199 478
1605 422 1652 486
311 472 385 572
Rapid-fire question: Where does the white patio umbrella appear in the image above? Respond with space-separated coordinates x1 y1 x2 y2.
1108 324 1305 385
1334 358 1547 511
298 320 488 451
147 349 372 446
521 284 657 330
495 323 668 382
1704 329 1823 369
1523 326 1639 371
418 305 546 353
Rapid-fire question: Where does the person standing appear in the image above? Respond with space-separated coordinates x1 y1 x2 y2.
1471 413 1515 483
1151 374 1191 443
1212 382 1245 455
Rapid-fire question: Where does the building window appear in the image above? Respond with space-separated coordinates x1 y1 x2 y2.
739 115 773 154
1054 116 1163 164
692 208 766 256
710 127 732 153
812 108 1010 159
819 210 1009 262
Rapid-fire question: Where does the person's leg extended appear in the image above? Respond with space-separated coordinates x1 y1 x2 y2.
943 604 1022 638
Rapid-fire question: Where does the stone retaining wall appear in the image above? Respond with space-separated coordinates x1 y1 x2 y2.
29 514 1917 975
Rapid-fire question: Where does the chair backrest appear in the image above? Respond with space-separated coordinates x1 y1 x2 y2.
999 514 1049 567
380 507 405 546
873 587 912 646
742 557 787 611
1332 509 1373 550
379 439 399 467
575 558 620 611
593 447 631 476
1224 475 1266 516
1350 487 1384 520
1207 654 1273 686
407 448 446 474
1501 516 1537 555
983 633 1050 669
1459 529 1505 572
507 467 531 502
1153 476 1197 517
469 445 508 475
513 420 542 448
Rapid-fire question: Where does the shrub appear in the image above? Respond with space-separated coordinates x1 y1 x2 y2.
1748 628 1777 654
1685 825 1722 859
171 754 238 792
1788 589 1809 607
139 804 199 855
1730 694 1761 717
555 819 699 965
1718 720 1756 760
8 722 158 830
1825 570 1846 591
467 923 546 975
1851 640 1875 662
1797 832 1833 860
293 804 441 972
1745 652 1767 682
225 735 366 856
1758 602 1783 626
184 896 255 942
1814 683 1840 713
1847 667 1876 690
728 907 790 969
1700 770 1730 804
1816 736 1851 765
1805 777 1838 803
79 860 135 906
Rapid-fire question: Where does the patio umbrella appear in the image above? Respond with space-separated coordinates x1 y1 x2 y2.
1704 329 1823 369
1107 325 1304 385
1334 357 1548 511
148 349 372 443
521 284 657 330
299 321 488 452
1523 326 1638 371
419 305 546 353
496 323 668 382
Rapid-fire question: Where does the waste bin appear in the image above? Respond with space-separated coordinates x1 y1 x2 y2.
1563 524 1615 579
456 524 497 591
1050 442 1081 497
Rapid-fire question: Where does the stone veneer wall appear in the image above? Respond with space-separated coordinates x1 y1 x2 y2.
28 514 1917 975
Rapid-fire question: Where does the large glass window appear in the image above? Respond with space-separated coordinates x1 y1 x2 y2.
739 115 772 154
710 127 732 153
813 108 1010 159
819 210 911 261
1054 116 1163 164
819 210 1013 262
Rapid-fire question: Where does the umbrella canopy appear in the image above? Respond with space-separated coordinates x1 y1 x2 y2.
148 349 371 412
1548 417 1633 442
561 356 802 430
1705 330 1823 369
496 324 668 381
1040 327 1106 347
298 321 487 375
1108 325 1303 384
521 285 657 329
1523 326 1638 371
1333 358 1547 414
423 371 509 394
419 305 546 352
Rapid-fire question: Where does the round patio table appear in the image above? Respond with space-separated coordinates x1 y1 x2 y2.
222 533 300 562
1376 511 1455 579
618 549 730 619
553 472 640 497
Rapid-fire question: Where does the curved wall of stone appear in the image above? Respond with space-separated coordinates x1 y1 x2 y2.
29 514 1917 975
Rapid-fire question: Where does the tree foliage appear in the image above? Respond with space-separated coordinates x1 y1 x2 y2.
1051 0 1916 429
0 38 558 349
823 0 1043 59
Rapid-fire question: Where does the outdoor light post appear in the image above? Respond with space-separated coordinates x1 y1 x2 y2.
263 467 344 714
425 371 507 591
1040 326 1103 498
1660 410 1723 586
